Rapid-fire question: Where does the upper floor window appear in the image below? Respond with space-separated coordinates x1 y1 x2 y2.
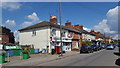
0 37 1 40
78 34 80 39
68 32 74 38
32 30 36 36
62 31 66 37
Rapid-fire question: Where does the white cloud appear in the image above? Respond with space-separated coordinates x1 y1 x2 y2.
27 12 40 22
20 12 40 27
1 2 21 11
20 21 32 27
14 30 19 42
94 19 116 34
83 27 91 32
112 34 120 40
93 6 119 39
5 20 16 26
106 6 118 31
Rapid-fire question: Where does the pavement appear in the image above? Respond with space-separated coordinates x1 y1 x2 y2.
1 47 120 66
2 51 79 66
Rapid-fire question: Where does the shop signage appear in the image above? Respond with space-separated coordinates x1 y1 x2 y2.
6 46 17 49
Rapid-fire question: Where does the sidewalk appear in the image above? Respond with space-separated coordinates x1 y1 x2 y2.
2 51 79 66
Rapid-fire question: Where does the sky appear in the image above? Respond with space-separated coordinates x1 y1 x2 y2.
1 2 119 41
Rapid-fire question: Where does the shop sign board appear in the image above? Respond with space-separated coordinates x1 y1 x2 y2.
6 46 17 49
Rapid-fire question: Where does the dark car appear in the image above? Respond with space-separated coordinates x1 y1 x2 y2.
91 45 99 51
98 45 102 50
80 45 93 53
101 44 106 49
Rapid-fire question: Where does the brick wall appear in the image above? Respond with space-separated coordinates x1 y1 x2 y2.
0 35 9 44
65 21 83 49
0 27 15 44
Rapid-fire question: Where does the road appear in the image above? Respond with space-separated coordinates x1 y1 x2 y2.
38 48 119 66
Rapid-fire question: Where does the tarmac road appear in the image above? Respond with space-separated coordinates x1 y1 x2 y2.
38 47 119 66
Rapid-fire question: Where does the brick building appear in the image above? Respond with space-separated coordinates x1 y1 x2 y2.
0 26 15 44
65 21 83 50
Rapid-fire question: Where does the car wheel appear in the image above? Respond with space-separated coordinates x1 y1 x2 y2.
91 50 93 53
88 51 90 53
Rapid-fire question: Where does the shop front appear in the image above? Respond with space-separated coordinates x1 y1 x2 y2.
62 42 72 51
50 37 72 53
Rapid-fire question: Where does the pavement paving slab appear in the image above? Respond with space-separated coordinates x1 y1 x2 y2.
2 51 79 66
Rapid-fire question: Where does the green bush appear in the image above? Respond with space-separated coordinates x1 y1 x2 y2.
82 41 93 46
22 48 29 54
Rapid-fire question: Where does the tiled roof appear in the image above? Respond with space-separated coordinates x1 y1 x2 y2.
18 21 81 34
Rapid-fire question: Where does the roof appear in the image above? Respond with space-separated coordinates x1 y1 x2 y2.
64 27 81 34
74 27 96 36
19 21 50 31
18 21 81 34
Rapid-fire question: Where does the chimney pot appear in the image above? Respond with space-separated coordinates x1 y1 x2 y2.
65 21 72 26
50 16 57 24
74 25 83 30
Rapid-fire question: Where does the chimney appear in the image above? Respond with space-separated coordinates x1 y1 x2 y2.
74 25 83 30
90 30 94 33
97 32 100 34
65 21 72 26
50 16 57 24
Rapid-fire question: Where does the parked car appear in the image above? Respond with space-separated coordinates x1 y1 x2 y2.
98 45 102 50
106 44 114 50
91 45 99 51
101 44 106 49
80 45 93 53
110 43 116 49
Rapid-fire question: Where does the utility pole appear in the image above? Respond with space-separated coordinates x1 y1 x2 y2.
59 0 63 55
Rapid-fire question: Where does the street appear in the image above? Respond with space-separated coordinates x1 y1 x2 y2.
2 47 120 67
38 48 119 66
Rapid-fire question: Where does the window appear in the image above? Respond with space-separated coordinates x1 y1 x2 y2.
78 34 80 39
68 32 74 38
0 37 1 40
62 31 66 37
32 30 36 36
